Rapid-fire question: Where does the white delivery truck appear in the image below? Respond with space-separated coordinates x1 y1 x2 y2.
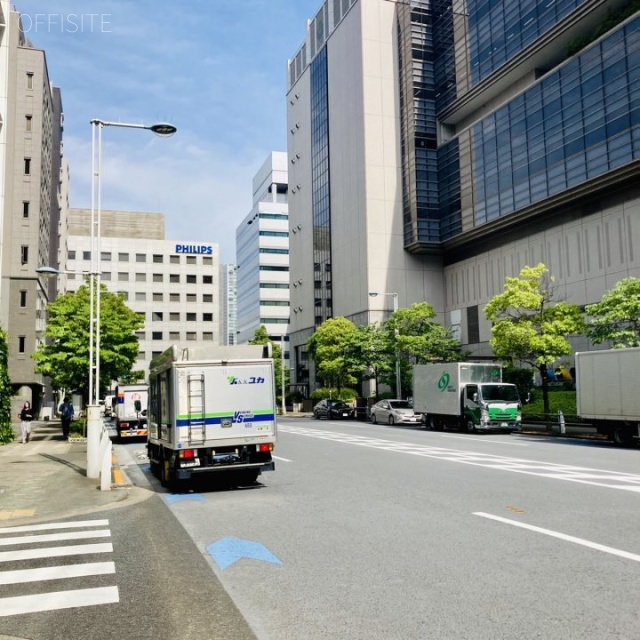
147 344 277 487
114 383 149 439
575 348 640 446
413 362 522 432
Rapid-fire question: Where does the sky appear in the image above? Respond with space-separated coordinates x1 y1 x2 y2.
14 0 322 264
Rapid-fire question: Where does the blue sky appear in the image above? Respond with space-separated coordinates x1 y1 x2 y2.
15 0 321 263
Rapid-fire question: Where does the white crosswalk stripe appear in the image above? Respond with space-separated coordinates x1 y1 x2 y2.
0 519 119 617
280 425 640 493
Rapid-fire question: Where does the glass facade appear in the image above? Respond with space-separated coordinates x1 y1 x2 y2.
471 17 640 225
311 48 333 327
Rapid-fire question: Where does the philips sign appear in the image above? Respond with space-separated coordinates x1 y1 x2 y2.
175 244 213 255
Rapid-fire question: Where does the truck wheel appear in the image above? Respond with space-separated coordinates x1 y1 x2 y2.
466 419 476 433
160 457 175 490
426 415 438 431
613 427 632 446
238 470 260 486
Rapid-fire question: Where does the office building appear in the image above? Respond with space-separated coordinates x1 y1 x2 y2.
66 208 221 377
236 152 290 353
287 0 640 394
219 263 238 345
0 1 64 411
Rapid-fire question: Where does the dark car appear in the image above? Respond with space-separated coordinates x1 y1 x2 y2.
313 399 355 420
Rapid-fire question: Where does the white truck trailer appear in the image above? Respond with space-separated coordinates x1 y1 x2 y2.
575 347 640 445
413 362 522 432
114 383 149 439
147 344 277 487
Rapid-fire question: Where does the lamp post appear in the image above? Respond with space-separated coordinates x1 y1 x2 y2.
86 118 177 478
280 335 287 416
369 291 401 399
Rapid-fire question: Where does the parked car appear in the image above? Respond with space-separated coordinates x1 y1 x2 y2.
370 399 422 426
313 399 355 420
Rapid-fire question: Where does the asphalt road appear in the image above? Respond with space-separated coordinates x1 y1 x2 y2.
134 416 640 640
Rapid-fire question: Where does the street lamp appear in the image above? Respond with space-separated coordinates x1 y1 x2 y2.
86 118 177 478
369 291 402 399
280 335 287 416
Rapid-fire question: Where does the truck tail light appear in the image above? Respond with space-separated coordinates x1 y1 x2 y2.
120 422 129 428
179 449 196 459
258 443 273 453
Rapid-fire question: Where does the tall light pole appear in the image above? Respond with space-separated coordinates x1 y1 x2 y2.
280 335 287 416
369 291 401 399
86 118 176 478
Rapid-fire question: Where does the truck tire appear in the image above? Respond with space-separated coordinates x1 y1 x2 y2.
426 415 439 431
466 418 476 433
237 470 260 486
613 426 633 446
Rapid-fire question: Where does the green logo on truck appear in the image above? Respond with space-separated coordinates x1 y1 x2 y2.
437 372 450 392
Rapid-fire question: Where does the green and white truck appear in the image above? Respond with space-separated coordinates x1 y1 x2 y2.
147 344 277 488
413 362 522 432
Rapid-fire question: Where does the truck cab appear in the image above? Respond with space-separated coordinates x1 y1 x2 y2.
463 383 522 432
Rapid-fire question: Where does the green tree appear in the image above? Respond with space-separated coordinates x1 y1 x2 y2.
586 277 640 348
343 323 392 399
249 326 289 400
33 282 144 401
484 264 585 423
0 328 14 443
308 317 358 392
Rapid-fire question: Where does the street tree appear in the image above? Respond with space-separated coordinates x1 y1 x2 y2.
33 282 144 401
249 326 288 398
484 263 586 422
308 317 358 392
0 328 13 443
586 277 640 348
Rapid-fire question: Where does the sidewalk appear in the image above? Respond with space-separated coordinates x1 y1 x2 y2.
0 420 146 529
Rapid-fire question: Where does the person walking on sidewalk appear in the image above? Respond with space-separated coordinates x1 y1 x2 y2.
19 401 34 444
59 397 74 440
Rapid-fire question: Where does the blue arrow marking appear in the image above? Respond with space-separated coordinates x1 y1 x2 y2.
207 537 282 570
164 493 207 504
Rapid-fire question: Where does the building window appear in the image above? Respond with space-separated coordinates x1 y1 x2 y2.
23 202 30 218
20 291 27 307
203 294 213 303
21 246 28 265
203 332 213 341
203 313 213 321
153 293 163 302
186 256 196 265
170 293 180 302
101 252 111 261
169 332 180 340
119 291 129 301
18 336 26 353
186 294 196 303
67 274 76 281
136 253 146 263
152 332 163 340
135 331 145 340
203 257 213 266
138 351 146 360
170 312 180 321
186 275 197 284
118 252 129 262
67 250 76 260
467 306 480 344
136 273 146 282
102 272 111 281
152 312 164 321
118 272 129 282
26 72 34 89
170 274 179 283
152 254 163 264
83 251 91 261
186 313 196 322
170 255 180 264
203 275 213 284
136 292 146 302
153 273 163 283
24 158 31 175
25 115 32 132
186 332 197 341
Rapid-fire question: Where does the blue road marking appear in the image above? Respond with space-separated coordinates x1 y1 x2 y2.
164 493 207 504
207 537 283 570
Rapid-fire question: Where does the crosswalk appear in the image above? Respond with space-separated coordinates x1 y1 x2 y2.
0 519 119 617
279 426 640 493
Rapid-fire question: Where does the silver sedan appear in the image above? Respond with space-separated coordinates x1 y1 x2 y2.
369 400 422 426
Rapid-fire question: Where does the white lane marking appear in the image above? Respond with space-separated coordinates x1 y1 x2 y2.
0 543 113 563
0 529 111 547
0 562 116 585
279 426 640 492
474 512 640 563
442 434 528 446
0 586 119 617
0 520 109 534
272 455 292 462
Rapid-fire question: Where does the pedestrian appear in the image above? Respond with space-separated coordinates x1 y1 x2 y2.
59 396 74 440
19 401 34 444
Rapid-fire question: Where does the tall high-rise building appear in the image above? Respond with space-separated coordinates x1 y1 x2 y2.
287 0 640 394
219 263 238 345
0 3 64 411
236 152 290 353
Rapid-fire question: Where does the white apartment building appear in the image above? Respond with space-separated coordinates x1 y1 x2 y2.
236 152 290 352
66 208 221 377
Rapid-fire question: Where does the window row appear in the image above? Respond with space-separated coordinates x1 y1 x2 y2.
67 250 213 266
138 331 215 343
68 272 213 284
116 292 214 303
144 312 215 322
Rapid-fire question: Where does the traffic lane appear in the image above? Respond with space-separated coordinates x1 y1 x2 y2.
164 423 640 640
